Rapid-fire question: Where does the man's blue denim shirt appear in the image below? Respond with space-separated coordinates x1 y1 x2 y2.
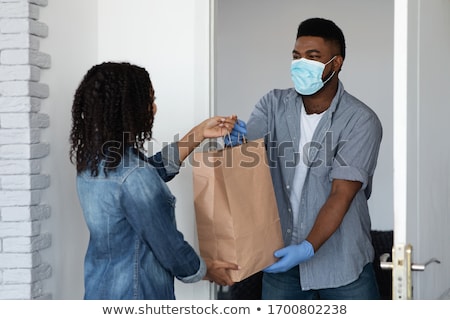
77 142 206 299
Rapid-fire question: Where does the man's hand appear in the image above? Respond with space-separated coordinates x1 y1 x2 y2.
224 119 247 147
203 258 240 286
263 240 314 273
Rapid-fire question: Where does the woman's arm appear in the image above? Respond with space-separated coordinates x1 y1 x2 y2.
145 115 237 182
177 115 237 163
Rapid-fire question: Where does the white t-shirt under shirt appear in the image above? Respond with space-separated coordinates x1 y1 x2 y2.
290 104 325 244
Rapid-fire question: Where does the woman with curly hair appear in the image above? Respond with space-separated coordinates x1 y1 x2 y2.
70 61 239 299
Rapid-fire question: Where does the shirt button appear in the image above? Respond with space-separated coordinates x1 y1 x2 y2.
288 208 292 213
286 185 290 190
287 229 292 233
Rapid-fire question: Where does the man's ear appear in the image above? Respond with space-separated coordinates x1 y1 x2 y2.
334 55 344 72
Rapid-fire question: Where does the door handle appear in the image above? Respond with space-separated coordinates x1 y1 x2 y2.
381 244 441 299
380 253 393 270
411 258 441 271
380 253 440 271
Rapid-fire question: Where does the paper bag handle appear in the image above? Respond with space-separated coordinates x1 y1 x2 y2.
224 132 247 148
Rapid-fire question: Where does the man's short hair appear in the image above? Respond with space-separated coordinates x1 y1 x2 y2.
296 18 346 59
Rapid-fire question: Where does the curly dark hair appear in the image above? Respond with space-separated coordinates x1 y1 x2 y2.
70 62 154 176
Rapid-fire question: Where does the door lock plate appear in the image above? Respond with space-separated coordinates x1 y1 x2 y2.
392 243 412 299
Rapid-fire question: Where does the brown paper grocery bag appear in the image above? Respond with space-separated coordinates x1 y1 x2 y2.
192 138 284 282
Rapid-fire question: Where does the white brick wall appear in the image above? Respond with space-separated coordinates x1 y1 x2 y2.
0 97 41 113
1 50 51 68
0 0 51 300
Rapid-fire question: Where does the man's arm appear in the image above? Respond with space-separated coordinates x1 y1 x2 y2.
306 179 362 252
264 178 361 273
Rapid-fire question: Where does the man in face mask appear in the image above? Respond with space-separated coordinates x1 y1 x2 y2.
227 17 383 299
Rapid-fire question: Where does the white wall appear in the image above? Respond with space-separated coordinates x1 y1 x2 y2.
34 0 214 299
39 0 97 299
39 0 213 300
97 0 213 299
215 0 394 230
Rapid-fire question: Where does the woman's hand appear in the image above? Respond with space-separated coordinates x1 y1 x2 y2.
178 115 238 163
203 258 240 287
200 115 238 139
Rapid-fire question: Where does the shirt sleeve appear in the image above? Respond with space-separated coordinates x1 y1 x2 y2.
145 142 181 182
120 165 206 283
246 91 272 141
329 109 383 196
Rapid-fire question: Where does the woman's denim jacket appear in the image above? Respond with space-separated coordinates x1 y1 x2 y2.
77 143 206 299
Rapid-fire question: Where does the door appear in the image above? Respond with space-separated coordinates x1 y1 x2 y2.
390 0 450 300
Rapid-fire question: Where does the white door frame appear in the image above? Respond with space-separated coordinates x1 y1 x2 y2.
393 0 408 246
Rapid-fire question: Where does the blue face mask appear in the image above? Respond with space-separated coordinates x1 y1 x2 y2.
291 56 336 95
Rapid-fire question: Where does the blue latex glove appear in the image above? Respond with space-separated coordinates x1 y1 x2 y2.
263 240 314 273
224 119 247 147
